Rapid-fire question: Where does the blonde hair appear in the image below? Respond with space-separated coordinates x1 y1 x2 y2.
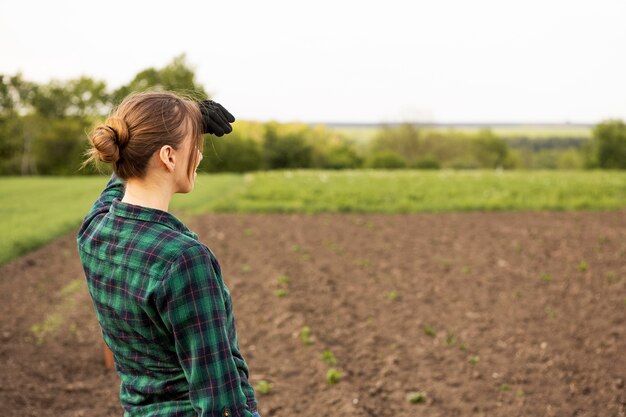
80 90 204 182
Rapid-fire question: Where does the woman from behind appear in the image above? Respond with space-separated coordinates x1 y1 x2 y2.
77 90 260 417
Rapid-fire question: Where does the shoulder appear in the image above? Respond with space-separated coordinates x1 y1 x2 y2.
162 241 222 281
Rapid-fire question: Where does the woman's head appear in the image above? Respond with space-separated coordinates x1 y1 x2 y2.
81 90 204 192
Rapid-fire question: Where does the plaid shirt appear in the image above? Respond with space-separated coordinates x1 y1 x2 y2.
76 173 258 417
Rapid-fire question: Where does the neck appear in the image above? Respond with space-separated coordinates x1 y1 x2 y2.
121 175 174 212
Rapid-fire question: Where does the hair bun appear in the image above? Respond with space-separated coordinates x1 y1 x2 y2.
90 117 131 163
104 117 130 148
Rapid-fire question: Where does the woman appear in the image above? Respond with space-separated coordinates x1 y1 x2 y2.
76 91 260 417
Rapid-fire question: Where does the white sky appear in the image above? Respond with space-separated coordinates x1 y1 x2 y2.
1 0 625 124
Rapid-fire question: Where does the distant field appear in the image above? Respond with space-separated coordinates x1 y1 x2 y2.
1 170 624 266
328 124 592 144
0 175 240 266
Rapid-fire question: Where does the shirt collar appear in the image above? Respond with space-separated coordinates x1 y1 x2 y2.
110 197 198 241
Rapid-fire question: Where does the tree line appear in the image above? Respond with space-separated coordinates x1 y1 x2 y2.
1 55 625 175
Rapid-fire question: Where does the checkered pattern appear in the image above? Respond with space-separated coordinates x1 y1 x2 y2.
76 173 258 417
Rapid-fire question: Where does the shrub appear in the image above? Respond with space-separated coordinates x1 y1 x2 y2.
263 125 313 169
201 133 262 173
471 129 511 169
320 145 362 169
410 157 441 170
591 119 626 169
364 151 406 169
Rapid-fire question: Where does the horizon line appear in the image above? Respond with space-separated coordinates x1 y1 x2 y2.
298 121 597 128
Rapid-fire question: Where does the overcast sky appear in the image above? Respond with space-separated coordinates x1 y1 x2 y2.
1 0 625 124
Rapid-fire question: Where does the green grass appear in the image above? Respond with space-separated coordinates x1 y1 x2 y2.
0 174 242 266
0 176 109 267
187 170 626 213
1 169 625 266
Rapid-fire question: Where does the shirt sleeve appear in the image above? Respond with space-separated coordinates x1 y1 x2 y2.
156 244 254 417
209 255 259 413
230 318 258 412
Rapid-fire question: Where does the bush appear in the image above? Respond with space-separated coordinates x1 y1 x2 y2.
364 151 406 169
410 157 440 170
471 129 511 169
263 125 313 169
34 116 91 175
320 145 362 169
200 133 262 173
557 149 584 170
591 119 626 169
370 123 421 161
447 157 481 170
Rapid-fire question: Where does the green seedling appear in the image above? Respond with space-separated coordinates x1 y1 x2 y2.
545 306 558 319
274 288 288 298
321 350 337 366
254 380 272 395
423 324 436 337
30 312 64 345
406 391 426 404
445 331 457 347
299 326 314 346
606 272 620 285
323 240 338 249
540 272 553 282
326 368 342 384
578 260 588 272
277 275 290 285
462 266 471 274
499 383 512 392
59 279 83 297
468 355 480 365
241 264 251 273
366 221 375 230
354 259 370 268
459 342 468 351
515 389 525 397
385 290 399 301
244 228 253 236
291 244 301 252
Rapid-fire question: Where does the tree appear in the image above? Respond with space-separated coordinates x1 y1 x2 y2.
262 124 313 169
201 133 263 172
32 116 92 175
370 123 421 162
364 150 406 169
111 54 208 104
591 119 626 169
0 73 38 174
471 129 512 169
30 76 110 119
320 144 362 169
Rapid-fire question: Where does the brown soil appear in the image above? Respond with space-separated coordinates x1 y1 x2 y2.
1 211 625 417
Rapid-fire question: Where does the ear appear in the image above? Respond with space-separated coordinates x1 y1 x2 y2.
158 145 177 173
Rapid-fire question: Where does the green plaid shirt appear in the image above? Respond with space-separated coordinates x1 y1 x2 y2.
76 173 258 417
